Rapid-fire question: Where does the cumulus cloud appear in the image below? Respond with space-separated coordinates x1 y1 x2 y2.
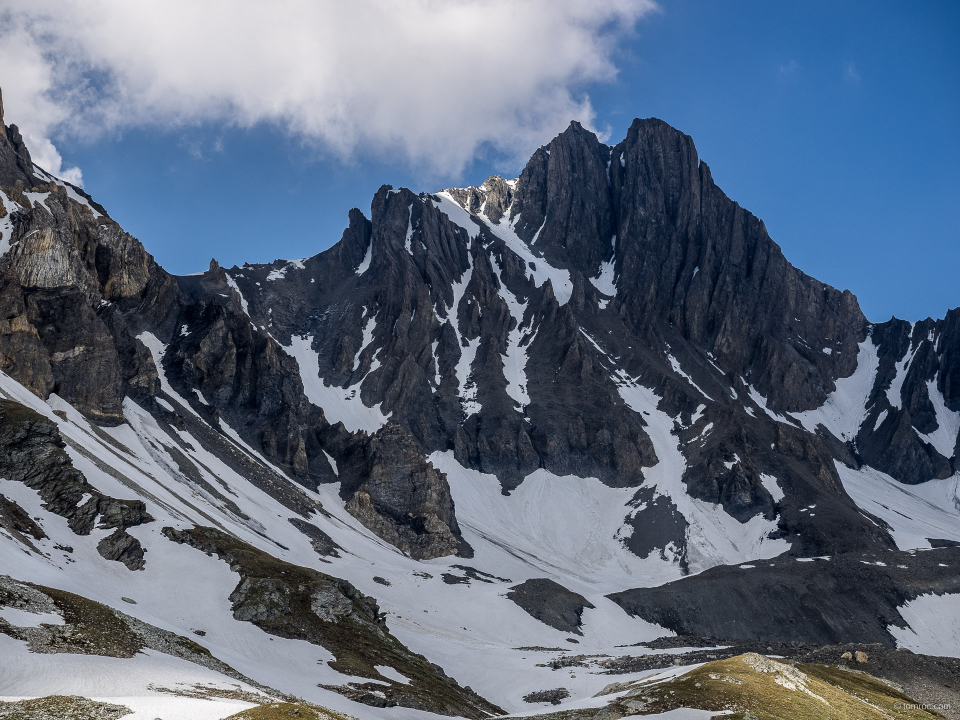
0 24 84 184
0 0 658 180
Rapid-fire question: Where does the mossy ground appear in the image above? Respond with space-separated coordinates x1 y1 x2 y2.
0 695 131 719
223 701 357 720
521 653 948 720
40 586 143 657
606 653 947 720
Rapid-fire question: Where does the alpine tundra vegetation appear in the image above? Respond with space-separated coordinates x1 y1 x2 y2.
0 85 958 719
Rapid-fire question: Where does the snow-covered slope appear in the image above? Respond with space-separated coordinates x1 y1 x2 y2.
2 100 960 719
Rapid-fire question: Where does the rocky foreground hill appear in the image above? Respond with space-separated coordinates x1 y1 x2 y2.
0 84 958 718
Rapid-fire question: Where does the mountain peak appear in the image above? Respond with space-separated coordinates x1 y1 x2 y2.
0 92 959 718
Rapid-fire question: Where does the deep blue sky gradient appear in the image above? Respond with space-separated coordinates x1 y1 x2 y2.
55 1 959 322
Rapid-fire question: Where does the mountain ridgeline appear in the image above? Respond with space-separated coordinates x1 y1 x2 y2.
1 80 959 688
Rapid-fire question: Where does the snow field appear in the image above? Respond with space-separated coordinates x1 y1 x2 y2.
0 367 673 716
284 334 389 434
889 592 960 659
834 462 960 550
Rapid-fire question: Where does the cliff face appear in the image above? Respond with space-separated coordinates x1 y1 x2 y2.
0 97 473 561
1 90 958 670
4 96 957 563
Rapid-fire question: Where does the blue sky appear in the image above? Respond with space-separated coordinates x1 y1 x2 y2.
4 1 958 322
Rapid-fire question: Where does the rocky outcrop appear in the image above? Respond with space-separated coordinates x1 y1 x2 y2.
1 74 957 576
608 547 960 646
0 492 46 550
0 400 153 568
855 317 959 484
162 526 503 718
506 578 595 636
0 172 162 423
0 89 39 189
288 517 341 558
96 529 148 571
339 423 471 560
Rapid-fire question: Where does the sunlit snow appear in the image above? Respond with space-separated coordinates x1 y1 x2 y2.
283 335 389 434
890 592 960 659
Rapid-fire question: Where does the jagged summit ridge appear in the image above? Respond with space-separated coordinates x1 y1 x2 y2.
0 89 959 717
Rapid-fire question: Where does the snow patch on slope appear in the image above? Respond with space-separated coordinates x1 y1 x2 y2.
447 261 473 320
614 373 790 573
482 212 573 306
887 334 919 410
135 332 201 419
0 606 64 627
667 354 713 401
224 274 250 316
353 313 377 372
23 191 52 213
916 380 960 458
793 337 880 441
0 637 259 719
284 334 389 434
355 241 372 275
404 203 416 254
442 255 483 415
759 474 785 503
744 384 793 425
0 190 22 257
835 461 960 550
456 337 481 417
890 592 960 659
432 192 481 240
431 452 680 589
495 261 534 408
589 236 617 296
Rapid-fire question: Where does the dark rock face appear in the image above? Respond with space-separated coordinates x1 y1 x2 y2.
96 529 147 571
0 166 164 425
608 548 960 646
622 488 688 568
1 83 958 596
506 578 595 635
855 315 960 484
613 121 865 413
288 517 341 558
511 119 865 414
338 423 472 560
0 400 152 568
523 688 570 706
0 492 47 549
0 88 39 189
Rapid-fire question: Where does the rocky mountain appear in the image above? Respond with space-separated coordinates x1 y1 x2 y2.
1 83 959 719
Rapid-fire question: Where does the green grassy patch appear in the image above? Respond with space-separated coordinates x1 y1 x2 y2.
32 585 142 658
223 702 357 720
604 653 947 720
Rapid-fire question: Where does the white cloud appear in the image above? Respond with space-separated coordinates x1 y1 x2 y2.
844 61 861 83
0 24 84 184
779 60 800 75
0 0 657 181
